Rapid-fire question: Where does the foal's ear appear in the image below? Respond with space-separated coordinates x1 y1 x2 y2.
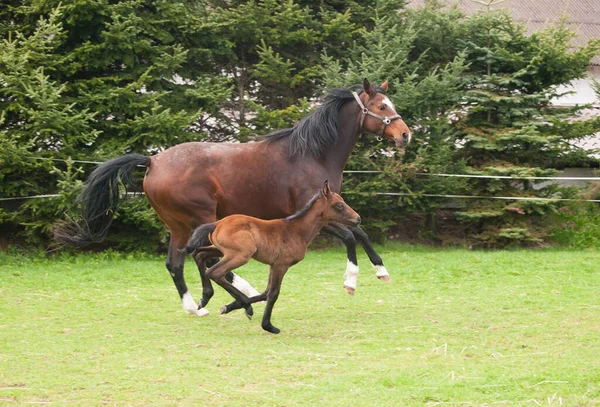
363 78 376 97
322 180 331 197
380 80 389 92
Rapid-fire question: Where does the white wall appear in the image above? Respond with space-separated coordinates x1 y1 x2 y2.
553 66 600 107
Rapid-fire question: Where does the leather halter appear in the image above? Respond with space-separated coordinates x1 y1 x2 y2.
352 91 402 137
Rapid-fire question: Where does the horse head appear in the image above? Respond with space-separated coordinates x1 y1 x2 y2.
353 78 411 148
319 180 361 227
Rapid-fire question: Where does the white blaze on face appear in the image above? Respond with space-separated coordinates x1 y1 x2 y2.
382 97 395 110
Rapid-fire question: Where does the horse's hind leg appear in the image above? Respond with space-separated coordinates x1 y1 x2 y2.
193 252 215 309
205 255 254 319
349 225 391 283
261 265 289 334
204 258 261 300
167 230 209 317
220 291 268 315
321 224 360 296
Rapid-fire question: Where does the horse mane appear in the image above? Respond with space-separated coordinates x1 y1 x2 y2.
284 190 323 222
264 86 369 158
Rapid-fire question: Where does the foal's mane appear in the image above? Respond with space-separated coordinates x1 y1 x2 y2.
284 190 323 222
264 85 370 159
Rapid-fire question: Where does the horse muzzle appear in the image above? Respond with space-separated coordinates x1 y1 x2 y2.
393 131 411 148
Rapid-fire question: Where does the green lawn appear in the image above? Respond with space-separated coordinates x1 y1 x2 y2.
1 245 599 406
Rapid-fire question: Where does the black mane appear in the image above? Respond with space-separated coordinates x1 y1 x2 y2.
264 86 363 158
284 190 323 222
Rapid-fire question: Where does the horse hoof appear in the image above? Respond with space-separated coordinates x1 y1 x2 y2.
377 274 391 284
262 324 280 334
374 265 391 283
188 308 209 317
245 306 254 320
344 285 355 296
219 305 228 314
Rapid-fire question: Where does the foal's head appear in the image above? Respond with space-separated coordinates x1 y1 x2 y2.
315 181 361 227
356 78 411 148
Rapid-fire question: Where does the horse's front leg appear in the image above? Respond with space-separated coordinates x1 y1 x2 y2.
321 223 360 295
261 265 289 334
349 225 391 283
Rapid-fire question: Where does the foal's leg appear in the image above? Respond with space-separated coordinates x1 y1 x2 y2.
204 257 261 299
193 250 259 310
225 271 261 298
261 265 289 334
321 224 360 296
206 255 255 319
220 291 268 315
349 225 391 283
167 231 209 317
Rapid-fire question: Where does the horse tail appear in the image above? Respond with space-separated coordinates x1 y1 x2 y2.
54 154 149 247
185 222 217 254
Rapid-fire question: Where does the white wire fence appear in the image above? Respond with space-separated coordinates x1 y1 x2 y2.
1 157 600 203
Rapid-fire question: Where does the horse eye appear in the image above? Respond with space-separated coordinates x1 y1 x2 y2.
378 105 386 111
335 203 344 210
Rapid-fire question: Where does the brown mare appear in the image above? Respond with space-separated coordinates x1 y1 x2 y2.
55 78 411 317
185 181 361 334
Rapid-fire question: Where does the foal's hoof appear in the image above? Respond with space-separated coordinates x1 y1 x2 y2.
344 285 356 296
262 324 280 334
245 306 254 320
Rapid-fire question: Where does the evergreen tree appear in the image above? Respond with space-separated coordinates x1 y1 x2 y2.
321 0 600 246
320 1 471 236
0 7 97 240
453 8 600 246
0 1 228 245
201 0 376 139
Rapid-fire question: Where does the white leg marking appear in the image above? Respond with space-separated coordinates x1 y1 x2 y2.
182 292 209 317
231 274 261 298
343 260 359 295
374 264 391 283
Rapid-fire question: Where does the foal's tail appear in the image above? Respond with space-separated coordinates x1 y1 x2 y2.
54 154 149 247
185 222 217 255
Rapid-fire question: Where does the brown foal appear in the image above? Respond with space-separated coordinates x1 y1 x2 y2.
185 181 361 334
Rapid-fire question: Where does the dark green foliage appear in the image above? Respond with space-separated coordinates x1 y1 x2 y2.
322 0 600 247
1 0 599 249
1 1 221 247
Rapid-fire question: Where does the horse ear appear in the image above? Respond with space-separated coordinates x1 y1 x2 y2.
322 180 331 197
380 80 389 92
363 78 375 97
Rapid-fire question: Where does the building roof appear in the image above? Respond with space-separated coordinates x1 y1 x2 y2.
407 0 600 64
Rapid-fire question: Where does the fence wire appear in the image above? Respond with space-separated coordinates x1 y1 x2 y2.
2 156 599 203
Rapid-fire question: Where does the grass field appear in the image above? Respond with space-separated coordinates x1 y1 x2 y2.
1 244 599 406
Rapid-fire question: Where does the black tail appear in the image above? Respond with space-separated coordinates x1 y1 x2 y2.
54 154 149 247
185 222 217 254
